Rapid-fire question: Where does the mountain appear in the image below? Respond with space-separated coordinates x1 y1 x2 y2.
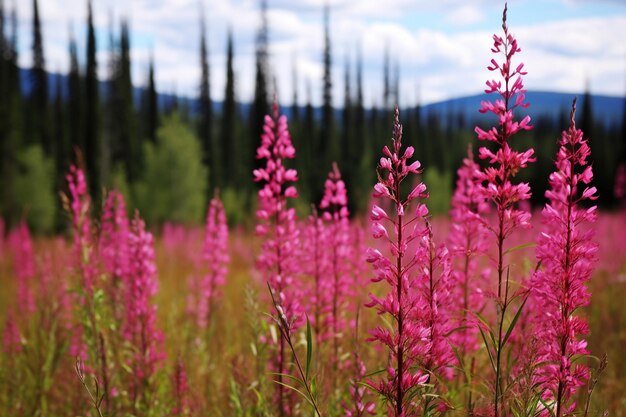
20 68 626 129
420 91 624 129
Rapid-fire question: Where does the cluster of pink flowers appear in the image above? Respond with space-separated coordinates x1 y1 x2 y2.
474 7 535 416
365 107 433 416
253 102 301 416
8 221 36 316
100 191 131 280
475 4 534 245
319 164 352 360
532 100 598 415
253 102 301 323
301 210 329 343
447 147 490 352
172 356 191 416
66 165 96 293
192 195 229 329
124 213 164 394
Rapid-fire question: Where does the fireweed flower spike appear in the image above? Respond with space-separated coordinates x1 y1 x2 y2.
532 99 598 417
475 5 534 416
124 212 164 404
320 163 352 385
100 190 131 320
253 101 301 416
8 221 36 316
366 107 430 417
196 195 229 329
447 146 489 354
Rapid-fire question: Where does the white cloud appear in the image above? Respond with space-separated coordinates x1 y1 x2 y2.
12 0 626 109
445 5 486 26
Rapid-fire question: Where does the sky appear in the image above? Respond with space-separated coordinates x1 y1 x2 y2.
14 0 626 107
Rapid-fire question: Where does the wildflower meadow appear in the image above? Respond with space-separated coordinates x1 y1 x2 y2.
1 3 626 417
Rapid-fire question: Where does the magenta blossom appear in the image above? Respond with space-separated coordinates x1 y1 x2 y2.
366 107 433 416
193 195 229 329
447 147 490 353
253 102 301 416
124 212 164 399
532 99 598 416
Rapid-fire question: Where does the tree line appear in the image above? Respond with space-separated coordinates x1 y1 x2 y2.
0 0 624 233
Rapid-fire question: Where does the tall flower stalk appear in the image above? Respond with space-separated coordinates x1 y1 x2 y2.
474 5 534 415
124 213 164 407
366 107 430 416
195 195 229 330
253 102 300 416
320 162 351 388
532 99 598 416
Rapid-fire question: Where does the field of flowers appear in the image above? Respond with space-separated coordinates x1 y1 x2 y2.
1 5 625 417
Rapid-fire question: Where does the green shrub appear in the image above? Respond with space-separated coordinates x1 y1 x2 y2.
13 145 56 233
424 167 452 216
134 113 207 226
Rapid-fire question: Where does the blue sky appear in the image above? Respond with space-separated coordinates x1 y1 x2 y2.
14 0 626 106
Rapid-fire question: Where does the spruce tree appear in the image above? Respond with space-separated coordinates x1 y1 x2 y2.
318 3 334 200
116 19 138 182
221 29 236 187
198 12 215 189
291 57 299 124
84 0 101 198
30 0 49 153
141 56 158 143
304 81 316 201
68 31 83 154
250 0 270 177
54 74 69 180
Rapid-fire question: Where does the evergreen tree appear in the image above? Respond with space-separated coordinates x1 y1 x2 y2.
199 11 216 189
30 0 49 153
68 31 83 154
84 0 101 198
1 5 23 225
318 3 334 200
291 57 299 124
141 56 158 143
250 0 270 175
580 82 594 158
353 47 367 210
383 45 390 111
303 81 315 200
221 28 237 187
54 74 69 179
115 19 138 182
340 56 357 210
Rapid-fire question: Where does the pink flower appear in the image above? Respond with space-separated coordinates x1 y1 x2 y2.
447 146 490 353
474 7 535 416
66 165 96 293
100 190 130 279
124 212 164 399
8 221 36 315
254 101 301 416
193 195 229 329
366 107 452 415
531 99 598 415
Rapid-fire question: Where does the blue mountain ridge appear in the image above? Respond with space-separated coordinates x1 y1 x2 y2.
25 68 626 129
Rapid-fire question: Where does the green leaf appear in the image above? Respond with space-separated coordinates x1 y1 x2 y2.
479 326 497 376
272 380 314 408
537 397 556 417
502 295 528 347
305 315 312 381
503 242 536 256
